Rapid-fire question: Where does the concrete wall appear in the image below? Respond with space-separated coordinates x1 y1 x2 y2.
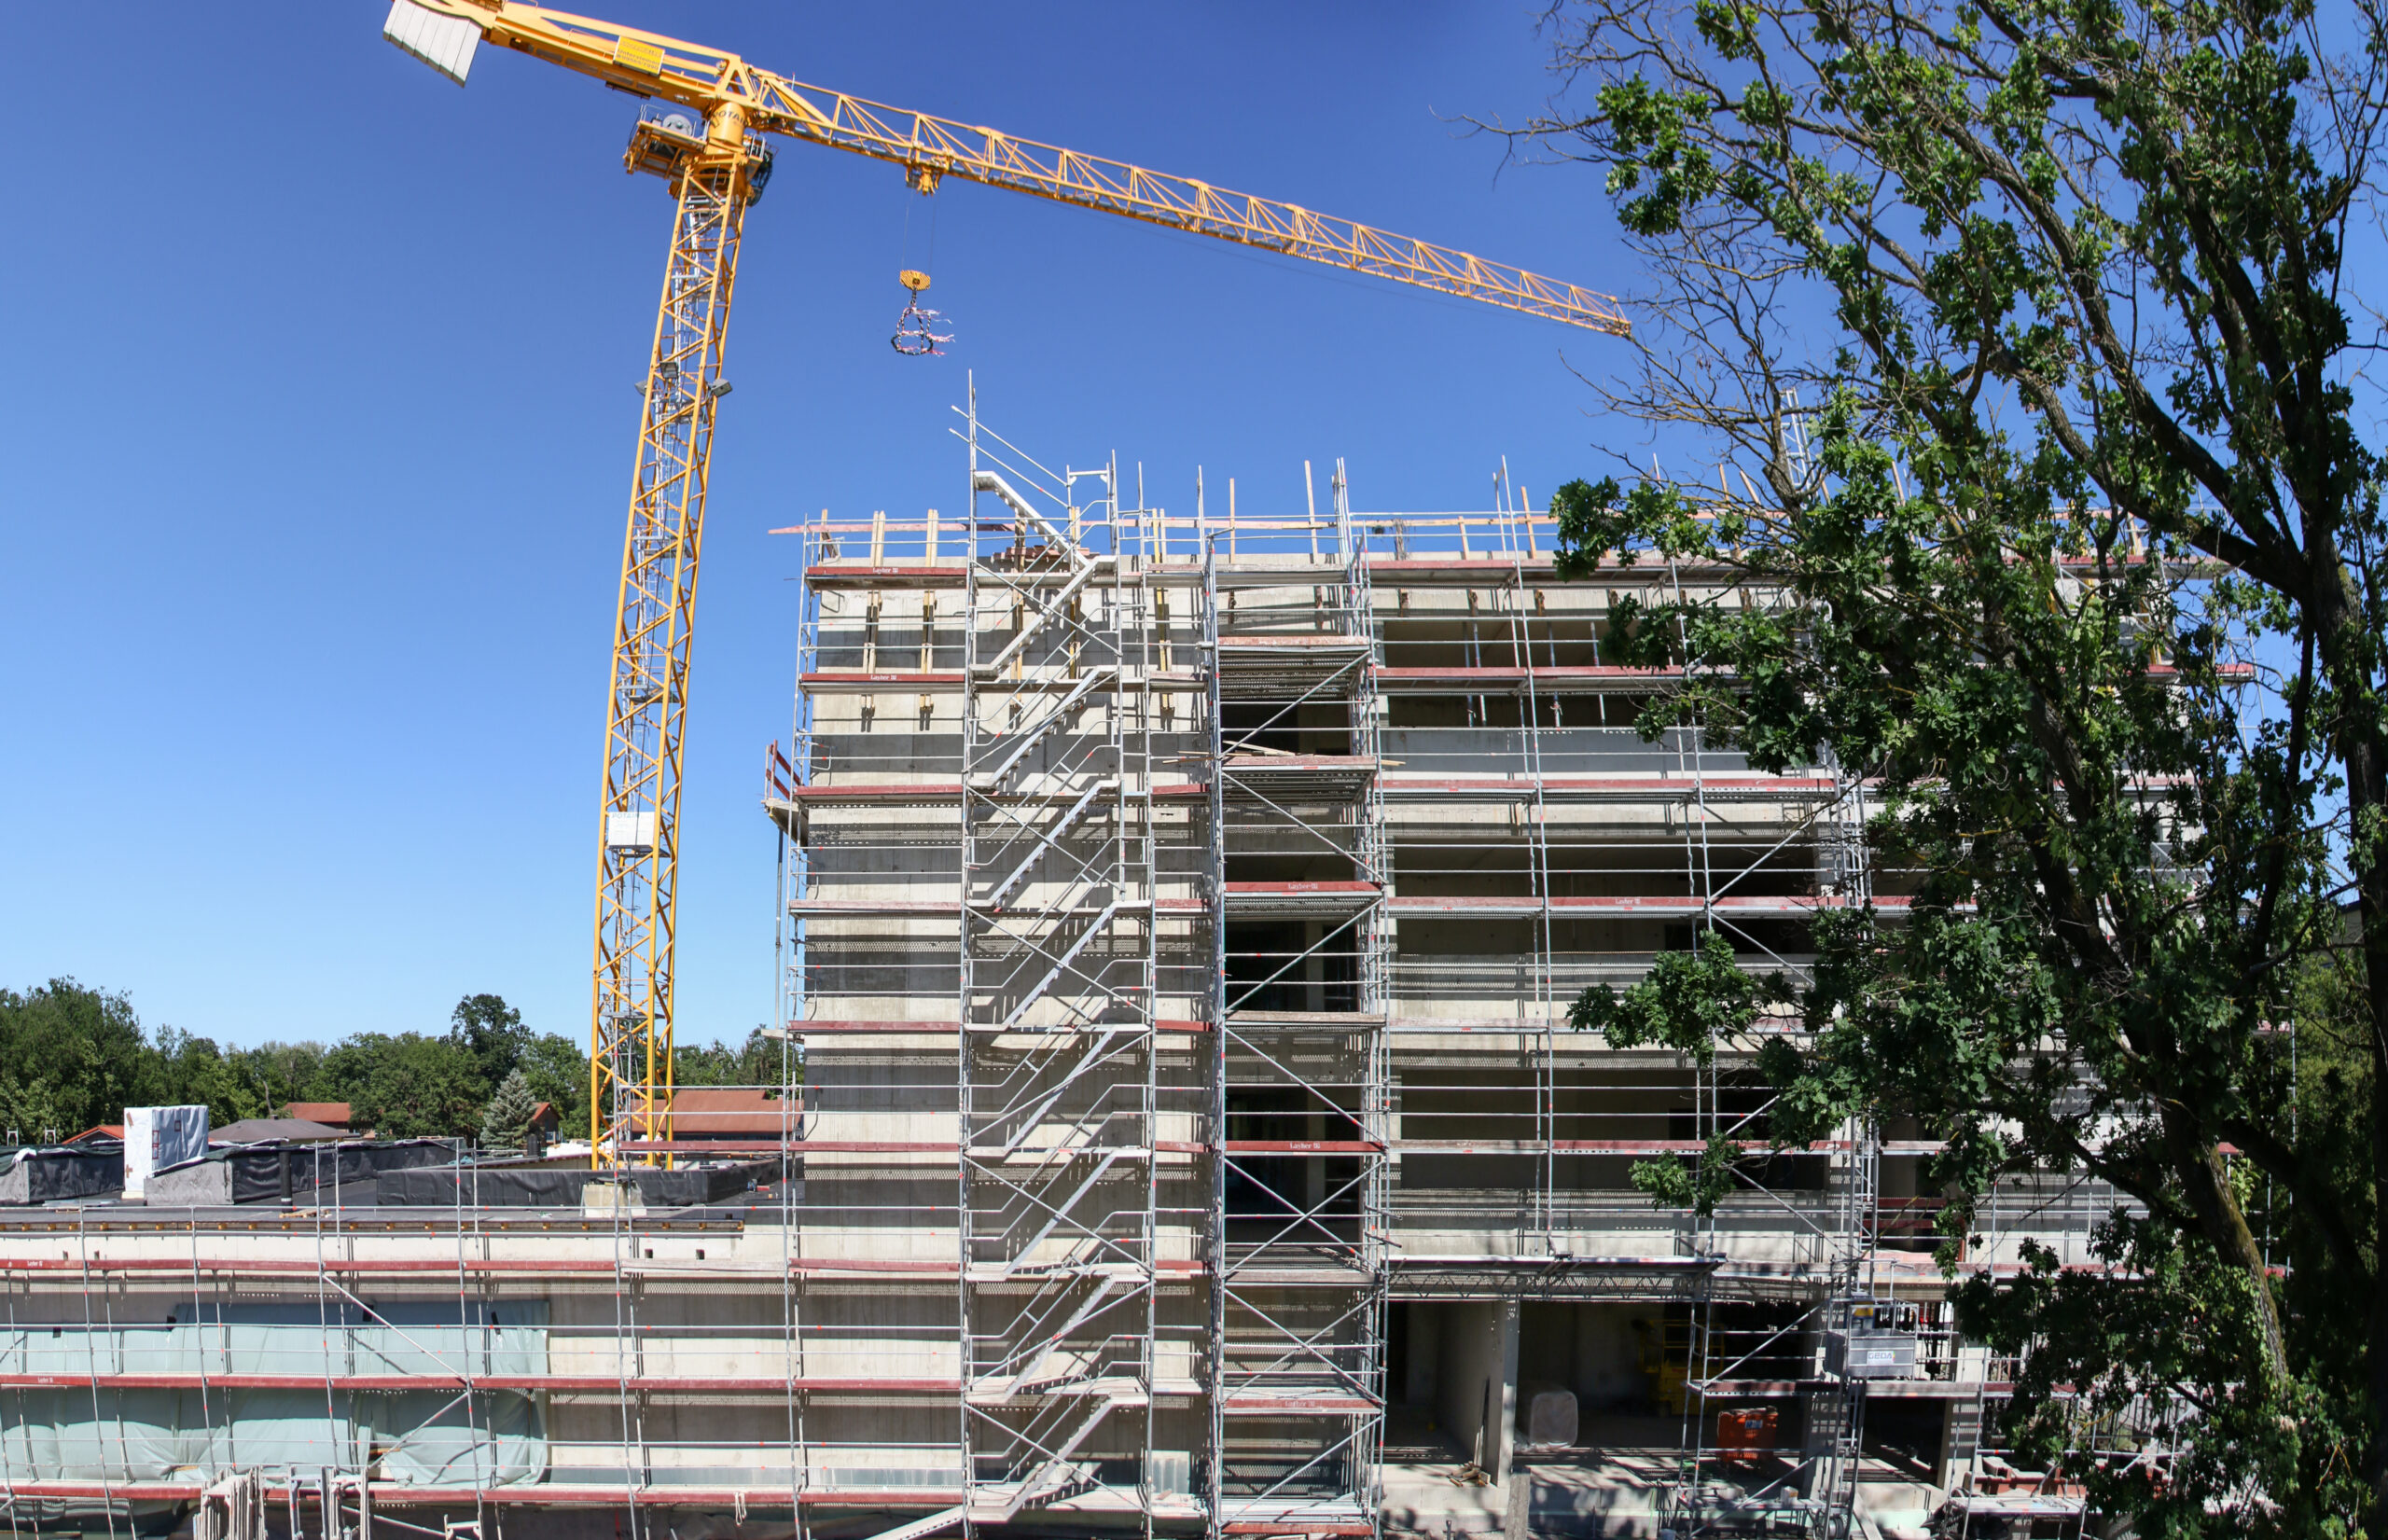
376 1157 775 1209
1517 1302 1649 1413
0 1148 120 1205
146 1141 452 1206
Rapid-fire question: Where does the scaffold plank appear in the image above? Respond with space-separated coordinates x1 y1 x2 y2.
0 1373 961 1394
1389 893 1912 917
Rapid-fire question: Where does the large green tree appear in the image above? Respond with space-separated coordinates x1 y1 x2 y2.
1521 0 2387 1528
314 1031 490 1138
448 992 531 1088
514 1030 593 1142
0 982 783 1147
0 980 151 1137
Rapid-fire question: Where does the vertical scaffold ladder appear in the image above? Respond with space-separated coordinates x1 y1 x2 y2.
1493 472 1562 1249
1807 1114 1881 1538
1663 547 1725 1534
1808 734 1878 1538
1204 465 1392 1537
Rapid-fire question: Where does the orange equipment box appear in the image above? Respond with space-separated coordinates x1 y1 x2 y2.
1716 1407 1781 1463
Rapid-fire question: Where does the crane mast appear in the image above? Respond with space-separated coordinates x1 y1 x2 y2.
591 108 766 1159
382 0 1625 1163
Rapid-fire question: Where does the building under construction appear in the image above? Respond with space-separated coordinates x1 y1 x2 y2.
0 411 2130 1540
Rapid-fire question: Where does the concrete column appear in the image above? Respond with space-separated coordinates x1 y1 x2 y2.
1494 1299 1520 1484
1403 1302 1439 1408
1936 1344 1992 1490
1434 1300 1520 1479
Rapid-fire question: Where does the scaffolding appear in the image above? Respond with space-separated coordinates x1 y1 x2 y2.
0 418 2148 1540
1206 461 1390 1534
766 421 2147 1537
956 409 1182 1531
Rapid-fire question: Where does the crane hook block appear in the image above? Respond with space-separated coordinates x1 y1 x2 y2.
892 283 953 357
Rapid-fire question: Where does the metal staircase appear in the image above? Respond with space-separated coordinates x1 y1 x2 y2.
958 415 1163 1531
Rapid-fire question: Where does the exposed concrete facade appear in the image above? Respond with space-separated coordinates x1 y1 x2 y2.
745 436 2115 1539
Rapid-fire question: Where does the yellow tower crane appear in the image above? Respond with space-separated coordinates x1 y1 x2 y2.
380 0 1629 1163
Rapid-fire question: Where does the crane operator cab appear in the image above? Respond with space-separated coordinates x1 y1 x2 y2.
624 105 774 200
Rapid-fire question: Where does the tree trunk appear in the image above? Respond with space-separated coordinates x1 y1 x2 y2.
2164 1109 2291 1383
2308 570 2388 1534
2353 752 2388 1537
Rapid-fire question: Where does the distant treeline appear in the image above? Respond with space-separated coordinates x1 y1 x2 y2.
0 979 784 1143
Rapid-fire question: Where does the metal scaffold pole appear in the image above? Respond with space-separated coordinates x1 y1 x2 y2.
1204 531 1229 1535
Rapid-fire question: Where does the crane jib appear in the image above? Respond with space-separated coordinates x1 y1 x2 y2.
382 1 1627 336
378 0 1628 1168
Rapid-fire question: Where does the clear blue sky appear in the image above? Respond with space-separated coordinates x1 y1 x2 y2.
1 2 1645 1051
